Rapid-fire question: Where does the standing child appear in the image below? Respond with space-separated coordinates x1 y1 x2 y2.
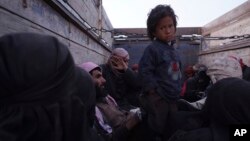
138 4 182 139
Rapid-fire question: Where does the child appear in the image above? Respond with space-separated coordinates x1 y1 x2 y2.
138 4 182 139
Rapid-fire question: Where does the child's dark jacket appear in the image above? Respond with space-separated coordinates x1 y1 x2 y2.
139 39 182 100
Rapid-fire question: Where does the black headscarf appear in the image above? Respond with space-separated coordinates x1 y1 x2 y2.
204 77 250 124
0 33 96 141
168 78 250 141
203 77 250 141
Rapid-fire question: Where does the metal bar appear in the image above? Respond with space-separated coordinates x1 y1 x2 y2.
199 38 250 56
44 0 111 51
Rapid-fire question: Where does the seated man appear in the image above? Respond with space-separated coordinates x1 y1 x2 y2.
80 62 152 141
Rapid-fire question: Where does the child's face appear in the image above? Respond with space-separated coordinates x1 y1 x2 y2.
153 16 176 42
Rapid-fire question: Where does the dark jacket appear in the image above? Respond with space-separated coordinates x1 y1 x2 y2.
100 64 140 111
138 39 182 100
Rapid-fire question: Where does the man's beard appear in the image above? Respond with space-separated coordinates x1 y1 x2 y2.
95 85 107 99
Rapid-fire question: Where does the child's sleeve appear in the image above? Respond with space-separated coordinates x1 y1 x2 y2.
138 46 159 93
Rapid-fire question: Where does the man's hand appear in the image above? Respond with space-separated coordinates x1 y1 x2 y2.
110 55 128 71
125 112 140 130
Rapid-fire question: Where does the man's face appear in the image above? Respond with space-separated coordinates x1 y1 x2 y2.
91 69 106 88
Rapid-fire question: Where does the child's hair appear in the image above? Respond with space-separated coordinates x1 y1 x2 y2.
147 5 178 40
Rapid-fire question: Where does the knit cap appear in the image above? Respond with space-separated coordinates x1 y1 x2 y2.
79 62 101 73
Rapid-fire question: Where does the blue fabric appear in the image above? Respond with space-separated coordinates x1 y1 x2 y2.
138 39 182 100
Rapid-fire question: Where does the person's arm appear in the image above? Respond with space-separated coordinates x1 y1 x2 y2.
138 46 158 93
95 106 129 141
122 68 141 88
112 112 140 141
111 126 129 141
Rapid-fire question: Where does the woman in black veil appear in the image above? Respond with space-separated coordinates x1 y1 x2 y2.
0 33 96 141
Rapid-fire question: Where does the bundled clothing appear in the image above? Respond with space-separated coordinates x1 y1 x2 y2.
0 33 96 141
138 39 182 136
206 56 242 84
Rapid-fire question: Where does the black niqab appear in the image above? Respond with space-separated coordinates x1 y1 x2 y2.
0 33 96 141
203 77 250 141
204 77 250 124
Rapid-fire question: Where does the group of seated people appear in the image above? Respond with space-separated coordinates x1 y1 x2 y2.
0 33 250 141
180 64 210 102
180 55 250 110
